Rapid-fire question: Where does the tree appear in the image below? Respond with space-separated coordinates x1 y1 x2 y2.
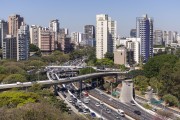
0 91 39 108
104 52 114 60
119 64 126 72
133 75 149 93
149 77 162 94
175 48 180 58
143 54 178 78
95 58 114 67
128 70 144 78
0 66 6 74
2 74 27 84
162 94 179 107
29 44 40 52
79 67 96 75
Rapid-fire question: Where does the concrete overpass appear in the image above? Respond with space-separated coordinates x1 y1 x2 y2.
0 71 128 90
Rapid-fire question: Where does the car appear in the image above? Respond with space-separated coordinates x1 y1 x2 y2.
83 99 89 104
73 98 77 102
91 112 96 117
78 108 83 112
117 109 125 117
152 108 157 112
16 82 23 85
109 98 113 101
130 100 136 106
68 98 72 103
106 109 111 114
85 108 90 113
83 109 88 114
95 102 100 107
100 101 104 105
134 110 141 115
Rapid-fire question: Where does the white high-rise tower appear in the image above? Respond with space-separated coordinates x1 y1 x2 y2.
96 14 117 59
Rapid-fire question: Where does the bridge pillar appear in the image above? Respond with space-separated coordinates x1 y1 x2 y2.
114 75 118 83
54 85 58 96
79 80 82 92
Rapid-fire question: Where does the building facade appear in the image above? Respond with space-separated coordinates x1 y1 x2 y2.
8 14 24 37
130 29 136 37
96 14 117 59
71 32 82 46
84 25 95 47
30 25 42 47
49 19 59 49
0 20 8 48
114 47 127 65
17 24 29 61
154 30 163 46
136 14 153 63
3 35 17 60
40 28 55 54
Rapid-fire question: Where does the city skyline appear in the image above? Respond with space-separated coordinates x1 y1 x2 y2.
1 1 180 36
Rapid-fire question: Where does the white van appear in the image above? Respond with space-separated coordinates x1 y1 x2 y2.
117 109 125 117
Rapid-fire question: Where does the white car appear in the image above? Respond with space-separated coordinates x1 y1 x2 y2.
95 102 100 107
117 109 125 117
100 101 104 105
16 82 23 85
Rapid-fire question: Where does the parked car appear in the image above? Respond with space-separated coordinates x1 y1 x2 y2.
134 110 141 115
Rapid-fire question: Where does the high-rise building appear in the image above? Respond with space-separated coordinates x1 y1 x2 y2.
60 28 68 35
8 14 24 37
49 19 59 49
130 29 136 37
84 25 95 39
30 25 42 47
71 32 81 46
0 20 8 48
17 23 29 61
154 30 163 46
136 14 153 63
40 28 55 54
84 25 95 47
2 35 17 60
96 14 117 59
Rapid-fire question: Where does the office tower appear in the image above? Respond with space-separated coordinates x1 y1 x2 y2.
84 25 95 39
0 20 8 48
17 23 29 61
8 14 24 37
154 30 163 46
136 14 153 63
60 28 69 35
49 19 59 49
163 31 168 46
172 31 178 43
30 25 42 47
3 35 17 60
40 28 55 54
125 39 140 64
71 32 81 46
84 25 95 47
96 14 117 59
130 29 136 37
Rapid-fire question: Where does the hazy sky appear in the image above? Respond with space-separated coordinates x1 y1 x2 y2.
1 0 180 36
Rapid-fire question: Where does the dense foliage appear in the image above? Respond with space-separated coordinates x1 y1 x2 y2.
0 91 39 108
134 54 180 107
79 67 96 75
0 86 85 120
